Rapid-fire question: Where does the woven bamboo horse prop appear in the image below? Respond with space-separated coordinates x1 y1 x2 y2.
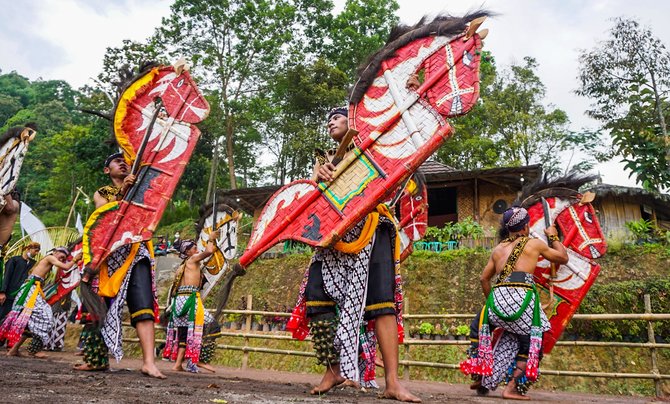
240 13 489 267
0 124 36 211
194 202 241 299
83 61 210 269
396 175 428 261
45 240 83 305
521 177 607 353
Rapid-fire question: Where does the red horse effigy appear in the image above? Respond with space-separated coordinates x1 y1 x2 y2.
240 14 489 267
83 61 210 268
525 187 607 352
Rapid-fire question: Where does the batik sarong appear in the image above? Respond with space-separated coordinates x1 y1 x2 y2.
163 285 216 372
0 275 53 349
99 242 158 361
287 205 404 387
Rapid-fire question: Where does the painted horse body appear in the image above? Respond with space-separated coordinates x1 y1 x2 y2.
83 63 210 268
241 14 488 267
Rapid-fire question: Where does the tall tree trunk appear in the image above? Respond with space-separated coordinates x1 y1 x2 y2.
206 137 220 204
226 118 237 189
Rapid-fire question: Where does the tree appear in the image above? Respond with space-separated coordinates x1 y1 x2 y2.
157 0 304 192
264 58 348 184
577 17 670 191
99 39 165 92
322 0 399 77
437 56 600 176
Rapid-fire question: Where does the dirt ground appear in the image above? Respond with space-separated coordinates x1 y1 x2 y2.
0 350 659 403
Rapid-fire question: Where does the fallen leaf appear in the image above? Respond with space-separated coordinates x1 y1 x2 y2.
210 399 227 403
207 383 220 389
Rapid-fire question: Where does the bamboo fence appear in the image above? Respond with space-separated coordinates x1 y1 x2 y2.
123 294 669 397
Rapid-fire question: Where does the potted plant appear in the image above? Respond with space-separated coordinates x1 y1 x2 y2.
408 325 419 339
252 315 263 331
446 325 457 340
455 324 470 340
418 322 434 339
229 313 242 330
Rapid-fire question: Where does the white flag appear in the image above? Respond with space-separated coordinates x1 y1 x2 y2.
75 212 84 235
19 201 53 251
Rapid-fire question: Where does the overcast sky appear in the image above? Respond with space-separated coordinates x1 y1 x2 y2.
1 0 668 188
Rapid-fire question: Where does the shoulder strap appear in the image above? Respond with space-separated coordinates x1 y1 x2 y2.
97 185 121 203
496 236 530 284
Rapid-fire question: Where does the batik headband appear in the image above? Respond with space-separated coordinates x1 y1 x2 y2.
179 239 196 259
503 207 530 232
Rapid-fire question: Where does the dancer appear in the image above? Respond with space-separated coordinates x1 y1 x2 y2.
0 243 40 324
0 247 78 357
461 207 567 400
75 152 165 378
163 232 220 373
289 107 420 402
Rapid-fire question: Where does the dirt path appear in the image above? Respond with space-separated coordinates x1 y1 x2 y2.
0 351 656 403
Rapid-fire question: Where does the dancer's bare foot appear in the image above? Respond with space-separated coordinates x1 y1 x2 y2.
502 390 530 400
141 364 167 379
310 368 345 395
197 362 216 373
29 351 47 359
73 363 108 371
375 355 385 368
6 348 20 357
380 384 422 402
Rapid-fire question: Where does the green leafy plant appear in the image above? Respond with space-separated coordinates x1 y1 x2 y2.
455 324 470 336
625 218 654 242
418 322 435 335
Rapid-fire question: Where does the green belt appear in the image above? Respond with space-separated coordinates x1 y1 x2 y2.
485 283 541 327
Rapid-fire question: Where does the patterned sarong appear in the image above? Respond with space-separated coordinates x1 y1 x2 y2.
100 243 157 361
163 285 214 372
287 205 404 387
0 275 53 347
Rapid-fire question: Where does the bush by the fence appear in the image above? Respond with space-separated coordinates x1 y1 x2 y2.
568 277 670 341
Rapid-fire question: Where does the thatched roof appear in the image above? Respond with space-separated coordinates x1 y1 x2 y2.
589 184 670 219
422 164 542 190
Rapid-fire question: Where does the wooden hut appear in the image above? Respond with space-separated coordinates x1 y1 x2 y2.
588 184 670 240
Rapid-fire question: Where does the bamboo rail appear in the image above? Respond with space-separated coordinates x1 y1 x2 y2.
122 293 669 397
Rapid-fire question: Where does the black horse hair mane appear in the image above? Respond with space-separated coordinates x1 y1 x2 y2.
350 10 492 104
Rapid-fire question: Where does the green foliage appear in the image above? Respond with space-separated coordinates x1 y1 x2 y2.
321 0 399 78
423 217 486 243
571 278 670 341
418 322 434 335
263 58 349 183
455 324 470 336
625 218 655 242
577 17 670 191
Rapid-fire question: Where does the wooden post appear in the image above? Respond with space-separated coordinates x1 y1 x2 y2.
644 294 662 397
242 294 253 370
403 298 410 381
